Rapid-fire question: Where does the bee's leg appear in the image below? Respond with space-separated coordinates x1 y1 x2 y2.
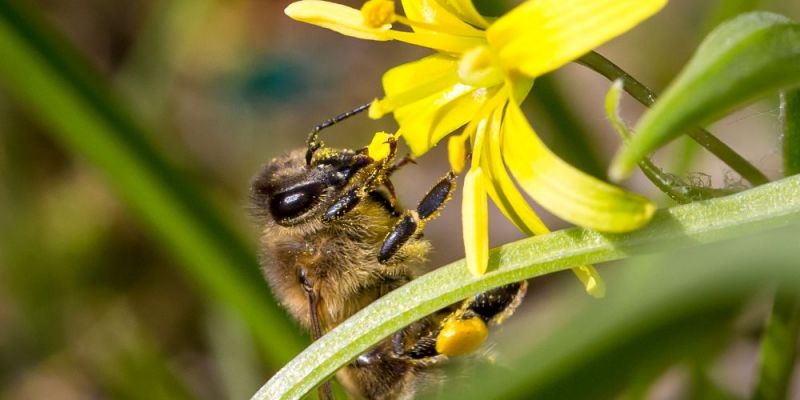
323 139 401 221
379 172 456 263
305 102 371 165
324 187 361 221
387 154 416 176
397 282 528 362
382 155 417 205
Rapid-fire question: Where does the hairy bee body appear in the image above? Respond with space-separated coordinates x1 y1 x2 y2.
252 125 526 399
253 149 437 398
256 149 431 328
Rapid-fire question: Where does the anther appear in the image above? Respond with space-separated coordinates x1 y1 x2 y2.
361 0 396 28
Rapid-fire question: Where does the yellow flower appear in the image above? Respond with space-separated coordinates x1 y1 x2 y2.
286 0 664 294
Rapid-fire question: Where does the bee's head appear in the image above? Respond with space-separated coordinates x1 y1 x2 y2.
251 148 373 226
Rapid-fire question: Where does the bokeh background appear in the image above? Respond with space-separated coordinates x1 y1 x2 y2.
1 1 800 399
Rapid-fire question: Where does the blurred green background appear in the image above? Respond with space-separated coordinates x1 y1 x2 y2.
1 1 799 399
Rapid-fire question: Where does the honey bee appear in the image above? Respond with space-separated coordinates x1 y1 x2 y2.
251 104 527 400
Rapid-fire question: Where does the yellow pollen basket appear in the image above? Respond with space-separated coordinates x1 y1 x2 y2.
360 0 396 28
435 316 489 357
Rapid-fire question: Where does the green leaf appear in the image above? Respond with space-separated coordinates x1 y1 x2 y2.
438 228 800 400
0 1 304 365
251 174 800 400
610 12 800 180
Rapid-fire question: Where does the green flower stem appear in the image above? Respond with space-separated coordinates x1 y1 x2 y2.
253 174 800 400
782 90 800 176
753 89 800 400
605 81 737 204
576 51 769 186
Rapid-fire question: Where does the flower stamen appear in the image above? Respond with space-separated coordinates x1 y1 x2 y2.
458 45 504 87
360 0 396 28
360 0 480 37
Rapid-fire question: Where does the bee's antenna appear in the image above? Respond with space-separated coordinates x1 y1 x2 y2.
306 101 372 165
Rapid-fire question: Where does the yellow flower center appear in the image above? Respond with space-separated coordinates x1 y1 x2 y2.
360 0 396 28
457 45 504 87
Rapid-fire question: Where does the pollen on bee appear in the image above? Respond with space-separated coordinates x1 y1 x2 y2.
435 315 489 357
368 131 394 161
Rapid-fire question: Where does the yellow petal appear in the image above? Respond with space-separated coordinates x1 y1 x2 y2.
382 54 459 97
479 104 606 297
463 166 489 275
377 55 492 155
487 0 667 77
448 133 468 173
401 0 484 36
387 29 485 53
397 85 496 156
285 1 391 41
434 0 489 29
502 101 655 232
371 62 459 119
574 265 606 298
509 75 534 104
481 104 548 236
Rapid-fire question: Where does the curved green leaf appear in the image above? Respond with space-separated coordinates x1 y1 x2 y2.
252 174 800 400
611 12 800 180
438 227 800 400
0 1 304 365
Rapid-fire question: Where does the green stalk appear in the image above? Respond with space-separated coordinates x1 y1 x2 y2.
576 51 769 186
604 80 738 204
752 90 800 400
253 174 800 400
782 91 800 176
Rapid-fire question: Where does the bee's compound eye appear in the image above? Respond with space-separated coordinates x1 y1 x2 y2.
270 182 324 221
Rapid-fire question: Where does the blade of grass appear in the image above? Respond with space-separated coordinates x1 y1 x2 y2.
752 89 800 400
440 227 800 400
0 1 304 366
253 174 800 400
